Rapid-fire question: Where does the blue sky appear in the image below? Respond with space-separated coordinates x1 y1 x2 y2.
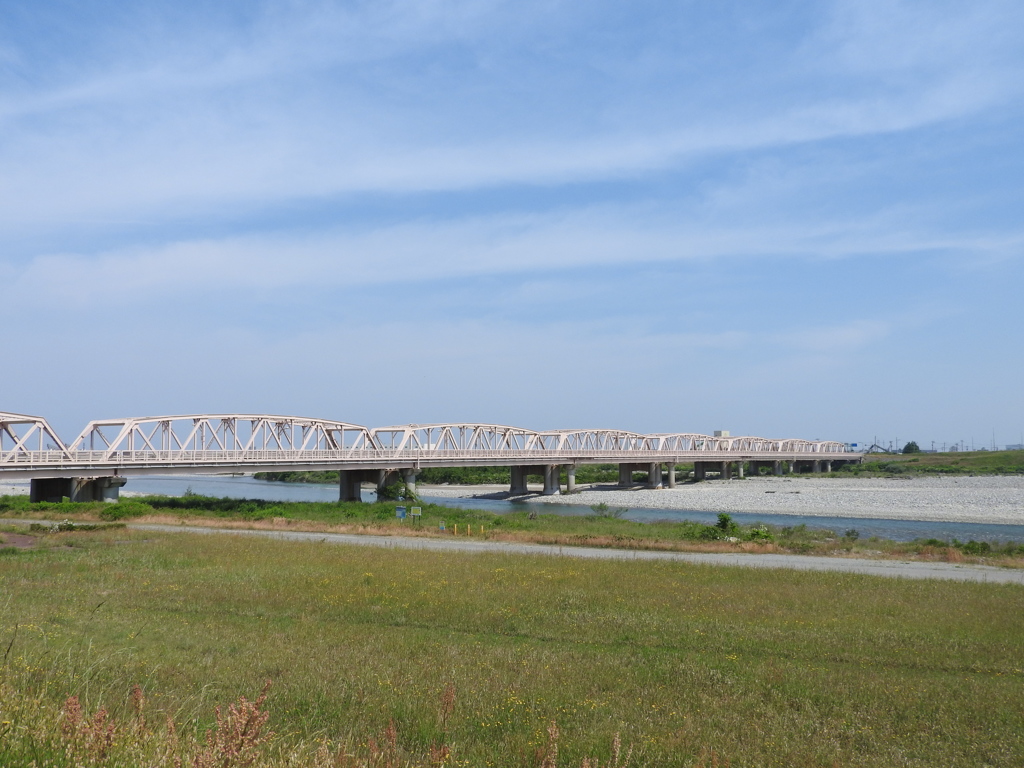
2 0 1023 448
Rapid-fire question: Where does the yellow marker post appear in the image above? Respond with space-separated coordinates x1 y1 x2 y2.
454 524 458 535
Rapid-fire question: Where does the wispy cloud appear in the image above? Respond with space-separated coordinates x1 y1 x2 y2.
2 1 1020 240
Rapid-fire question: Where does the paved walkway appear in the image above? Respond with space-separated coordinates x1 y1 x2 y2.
125 523 1024 585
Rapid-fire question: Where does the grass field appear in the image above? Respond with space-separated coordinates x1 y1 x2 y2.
2 525 1023 767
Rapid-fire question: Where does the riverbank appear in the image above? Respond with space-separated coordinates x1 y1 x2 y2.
420 475 1024 525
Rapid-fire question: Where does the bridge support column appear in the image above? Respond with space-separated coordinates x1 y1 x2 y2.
823 460 832 473
401 469 417 494
95 476 126 502
737 461 745 479
787 461 795 474
30 476 126 503
510 466 529 495
542 465 560 495
667 464 676 488
720 461 731 480
618 464 633 487
647 463 662 489
566 465 576 493
376 470 401 496
813 460 822 474
773 461 782 476
694 462 706 481
338 471 363 502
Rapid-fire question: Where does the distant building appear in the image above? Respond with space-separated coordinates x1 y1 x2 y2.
714 430 730 437
1007 444 1024 451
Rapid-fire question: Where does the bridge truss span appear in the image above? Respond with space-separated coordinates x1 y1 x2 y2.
0 412 74 463
0 412 861 492
68 414 378 460
370 423 541 453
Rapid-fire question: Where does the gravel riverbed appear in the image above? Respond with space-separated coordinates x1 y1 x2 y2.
420 476 1024 526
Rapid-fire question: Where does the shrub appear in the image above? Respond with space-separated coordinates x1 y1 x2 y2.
376 482 418 502
959 540 991 555
590 503 628 519
98 500 154 521
746 525 773 542
716 514 739 536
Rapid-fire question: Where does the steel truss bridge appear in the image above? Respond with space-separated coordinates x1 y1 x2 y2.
1 411 860 501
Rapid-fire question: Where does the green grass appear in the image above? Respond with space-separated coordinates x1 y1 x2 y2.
2 527 1023 766
839 449 1024 476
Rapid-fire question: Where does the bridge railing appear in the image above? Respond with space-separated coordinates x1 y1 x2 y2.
0 444 858 469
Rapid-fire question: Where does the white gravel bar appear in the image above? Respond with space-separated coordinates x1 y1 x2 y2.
420 476 1024 526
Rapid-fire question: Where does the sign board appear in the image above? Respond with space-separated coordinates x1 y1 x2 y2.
396 506 406 519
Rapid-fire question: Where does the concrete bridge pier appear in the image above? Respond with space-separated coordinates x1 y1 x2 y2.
510 466 529 495
566 465 576 493
694 462 707 481
618 463 633 487
401 469 418 494
773 461 783 476
720 461 732 480
737 461 745 479
647 463 663 489
29 476 126 503
377 469 401 494
666 464 676 488
787 460 796 474
542 465 560 495
338 470 364 502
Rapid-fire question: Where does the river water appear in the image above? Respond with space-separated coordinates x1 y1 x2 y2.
120 474 1024 545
